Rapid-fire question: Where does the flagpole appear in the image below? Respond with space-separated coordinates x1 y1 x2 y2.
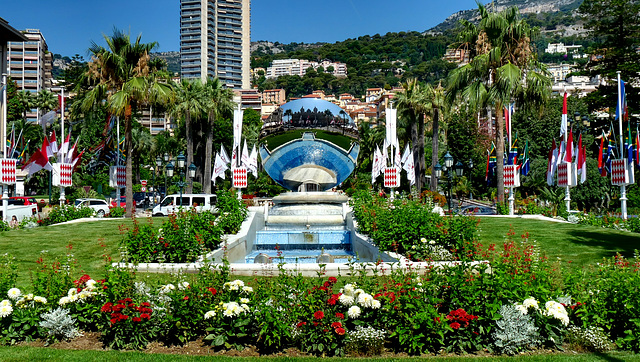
617 71 627 219
115 116 121 208
59 87 66 206
1 73 7 221
563 91 570 214
507 104 515 215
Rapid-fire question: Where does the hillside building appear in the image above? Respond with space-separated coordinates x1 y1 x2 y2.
265 58 347 79
179 0 251 89
6 28 53 122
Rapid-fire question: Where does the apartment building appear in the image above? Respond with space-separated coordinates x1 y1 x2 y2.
265 58 348 79
180 0 251 89
6 29 53 121
262 88 286 105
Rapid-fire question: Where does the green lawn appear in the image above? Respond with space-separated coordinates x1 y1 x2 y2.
476 217 640 268
0 217 165 288
1 216 639 289
0 346 636 361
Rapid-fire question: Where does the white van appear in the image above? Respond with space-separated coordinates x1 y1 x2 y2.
1 204 38 222
152 194 218 217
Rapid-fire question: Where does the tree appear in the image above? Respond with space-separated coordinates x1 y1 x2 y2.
15 90 34 121
170 79 205 194
447 4 551 203
78 28 173 217
36 89 58 114
202 78 234 194
131 126 153 183
395 78 428 191
424 82 447 192
579 0 640 112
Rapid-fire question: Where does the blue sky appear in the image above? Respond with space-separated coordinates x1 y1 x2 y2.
2 0 481 57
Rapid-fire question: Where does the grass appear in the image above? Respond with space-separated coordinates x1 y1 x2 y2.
1 215 638 288
0 217 165 288
0 346 636 361
476 217 640 269
263 129 354 150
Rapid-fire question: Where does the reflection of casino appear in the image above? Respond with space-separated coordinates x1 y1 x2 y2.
260 99 360 192
261 99 358 138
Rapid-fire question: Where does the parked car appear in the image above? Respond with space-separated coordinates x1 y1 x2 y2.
8 196 38 206
75 198 110 217
455 205 496 216
133 192 158 208
110 196 136 209
152 194 217 216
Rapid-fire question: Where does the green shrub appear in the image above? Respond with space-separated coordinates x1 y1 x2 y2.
107 207 125 218
39 205 95 226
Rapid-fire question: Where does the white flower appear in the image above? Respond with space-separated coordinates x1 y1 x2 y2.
357 293 374 308
421 237 427 243
544 301 570 326
85 279 96 290
429 240 436 245
341 283 356 296
347 305 361 319
0 305 12 318
33 296 47 304
515 304 528 315
160 284 175 294
204 310 216 320
0 300 11 307
339 294 355 306
59 296 71 306
241 303 250 311
371 299 381 309
68 288 78 298
178 282 190 290
7 288 21 300
523 297 539 310
353 288 365 297
240 298 250 304
242 286 253 293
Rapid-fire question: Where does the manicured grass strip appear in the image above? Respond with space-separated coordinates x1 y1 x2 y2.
0 218 164 288
476 217 640 268
264 129 354 150
0 346 636 361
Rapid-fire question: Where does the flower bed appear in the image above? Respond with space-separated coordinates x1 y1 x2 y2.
0 241 638 355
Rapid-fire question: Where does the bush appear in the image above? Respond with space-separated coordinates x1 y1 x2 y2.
350 190 478 260
107 207 125 218
39 205 95 226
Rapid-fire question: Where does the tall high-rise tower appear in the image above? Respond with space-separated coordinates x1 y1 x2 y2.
180 0 250 89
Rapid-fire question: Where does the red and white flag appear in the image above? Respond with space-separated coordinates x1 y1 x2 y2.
72 149 84 170
58 131 71 159
49 130 59 155
578 145 587 184
560 92 568 137
547 139 558 186
22 148 53 176
564 128 574 163
41 136 53 159
65 138 79 164
240 140 250 168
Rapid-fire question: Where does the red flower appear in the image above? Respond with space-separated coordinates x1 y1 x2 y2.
110 318 118 324
132 317 141 322
101 303 113 313
141 302 151 307
335 312 344 319
327 298 336 306
296 322 307 328
183 296 189 300
331 322 342 329
140 313 151 320
450 322 461 329
314 311 325 320
328 277 337 284
208 287 217 295
335 327 346 335
323 281 331 288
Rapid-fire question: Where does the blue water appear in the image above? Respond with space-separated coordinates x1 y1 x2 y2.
246 229 357 263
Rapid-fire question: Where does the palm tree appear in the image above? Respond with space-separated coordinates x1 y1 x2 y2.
395 78 428 191
447 4 550 203
131 127 153 182
171 79 206 193
36 89 58 115
202 78 235 193
424 82 447 192
79 28 173 217
16 90 34 120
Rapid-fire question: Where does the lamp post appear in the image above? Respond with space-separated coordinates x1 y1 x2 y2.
166 152 196 208
434 151 473 214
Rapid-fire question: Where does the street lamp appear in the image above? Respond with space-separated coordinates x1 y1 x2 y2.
435 152 473 214
166 152 196 207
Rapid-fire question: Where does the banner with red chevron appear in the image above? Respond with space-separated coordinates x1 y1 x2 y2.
233 167 247 189
383 167 400 188
0 159 17 184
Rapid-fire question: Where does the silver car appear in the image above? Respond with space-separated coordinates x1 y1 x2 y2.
75 198 110 217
